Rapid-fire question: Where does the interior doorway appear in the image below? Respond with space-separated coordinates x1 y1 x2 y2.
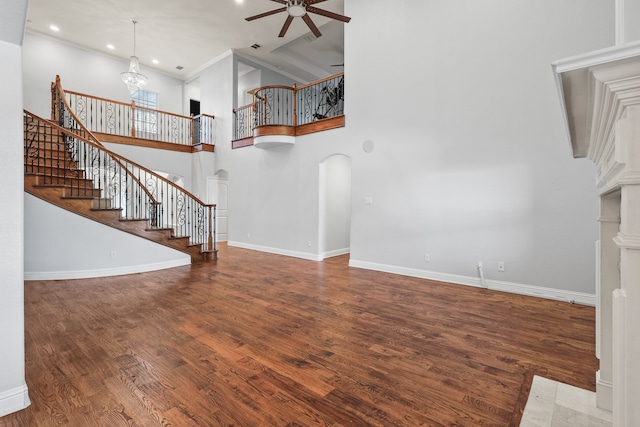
318 154 352 259
190 99 200 116
207 170 229 242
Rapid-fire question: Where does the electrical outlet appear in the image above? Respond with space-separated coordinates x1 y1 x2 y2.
497 261 505 272
110 251 117 259
424 253 430 262
307 240 312 247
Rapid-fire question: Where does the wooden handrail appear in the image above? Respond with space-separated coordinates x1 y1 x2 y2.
53 76 106 148
63 88 215 121
254 85 296 92
63 89 132 107
296 72 344 91
61 82 215 146
243 72 344 130
234 103 256 113
195 113 216 119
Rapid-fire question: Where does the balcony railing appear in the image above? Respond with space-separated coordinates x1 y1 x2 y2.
57 81 215 147
233 73 344 143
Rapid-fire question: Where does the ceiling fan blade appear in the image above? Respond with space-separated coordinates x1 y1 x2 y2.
302 14 322 37
306 0 329 4
278 15 295 37
306 6 352 23
269 0 288 3
246 7 286 21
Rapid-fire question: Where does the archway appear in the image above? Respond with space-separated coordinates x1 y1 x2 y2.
318 154 352 259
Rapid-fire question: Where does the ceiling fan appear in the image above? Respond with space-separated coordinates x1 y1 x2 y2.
246 0 351 38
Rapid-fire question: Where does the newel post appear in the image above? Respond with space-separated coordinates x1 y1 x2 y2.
50 82 56 121
131 100 136 138
51 75 62 123
191 114 196 146
292 83 298 127
207 205 214 252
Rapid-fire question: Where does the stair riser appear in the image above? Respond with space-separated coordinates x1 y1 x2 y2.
62 188 103 198
24 148 74 160
24 165 85 179
24 157 77 169
32 175 94 187
24 132 67 145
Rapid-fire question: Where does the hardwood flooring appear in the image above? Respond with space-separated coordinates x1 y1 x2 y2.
1 244 597 426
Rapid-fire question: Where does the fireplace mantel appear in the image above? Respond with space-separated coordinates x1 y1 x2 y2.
553 41 640 159
553 41 640 426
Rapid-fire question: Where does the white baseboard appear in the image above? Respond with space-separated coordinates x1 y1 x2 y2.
348 259 595 306
24 258 191 281
0 384 30 418
321 248 350 259
596 370 613 412
227 241 322 261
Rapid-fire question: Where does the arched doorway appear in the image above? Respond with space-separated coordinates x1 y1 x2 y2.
318 154 352 259
207 170 229 242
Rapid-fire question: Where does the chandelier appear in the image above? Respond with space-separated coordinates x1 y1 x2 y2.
120 20 148 93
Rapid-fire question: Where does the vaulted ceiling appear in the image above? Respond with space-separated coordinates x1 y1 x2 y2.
25 0 346 82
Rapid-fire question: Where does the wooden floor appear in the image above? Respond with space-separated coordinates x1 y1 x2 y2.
1 244 597 426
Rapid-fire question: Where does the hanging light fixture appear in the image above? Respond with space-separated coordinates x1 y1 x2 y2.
120 20 148 93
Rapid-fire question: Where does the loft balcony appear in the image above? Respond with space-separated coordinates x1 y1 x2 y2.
56 76 215 153
232 73 345 149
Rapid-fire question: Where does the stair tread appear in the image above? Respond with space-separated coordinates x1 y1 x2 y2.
61 195 98 200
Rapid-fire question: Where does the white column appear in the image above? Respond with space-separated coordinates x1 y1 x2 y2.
612 182 640 425
597 192 621 411
0 39 30 417
610 105 640 425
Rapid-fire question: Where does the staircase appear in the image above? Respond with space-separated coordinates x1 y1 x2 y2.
24 111 217 262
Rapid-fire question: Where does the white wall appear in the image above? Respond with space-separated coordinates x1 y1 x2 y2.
224 0 614 300
0 0 30 416
22 32 184 118
24 194 190 280
198 53 233 171
343 0 612 295
238 68 260 107
226 128 350 260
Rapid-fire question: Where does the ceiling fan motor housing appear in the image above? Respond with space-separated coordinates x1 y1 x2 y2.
287 0 306 17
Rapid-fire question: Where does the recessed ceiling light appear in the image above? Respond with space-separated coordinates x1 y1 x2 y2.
49 25 60 32
152 59 159 65
106 44 115 50
235 0 244 3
